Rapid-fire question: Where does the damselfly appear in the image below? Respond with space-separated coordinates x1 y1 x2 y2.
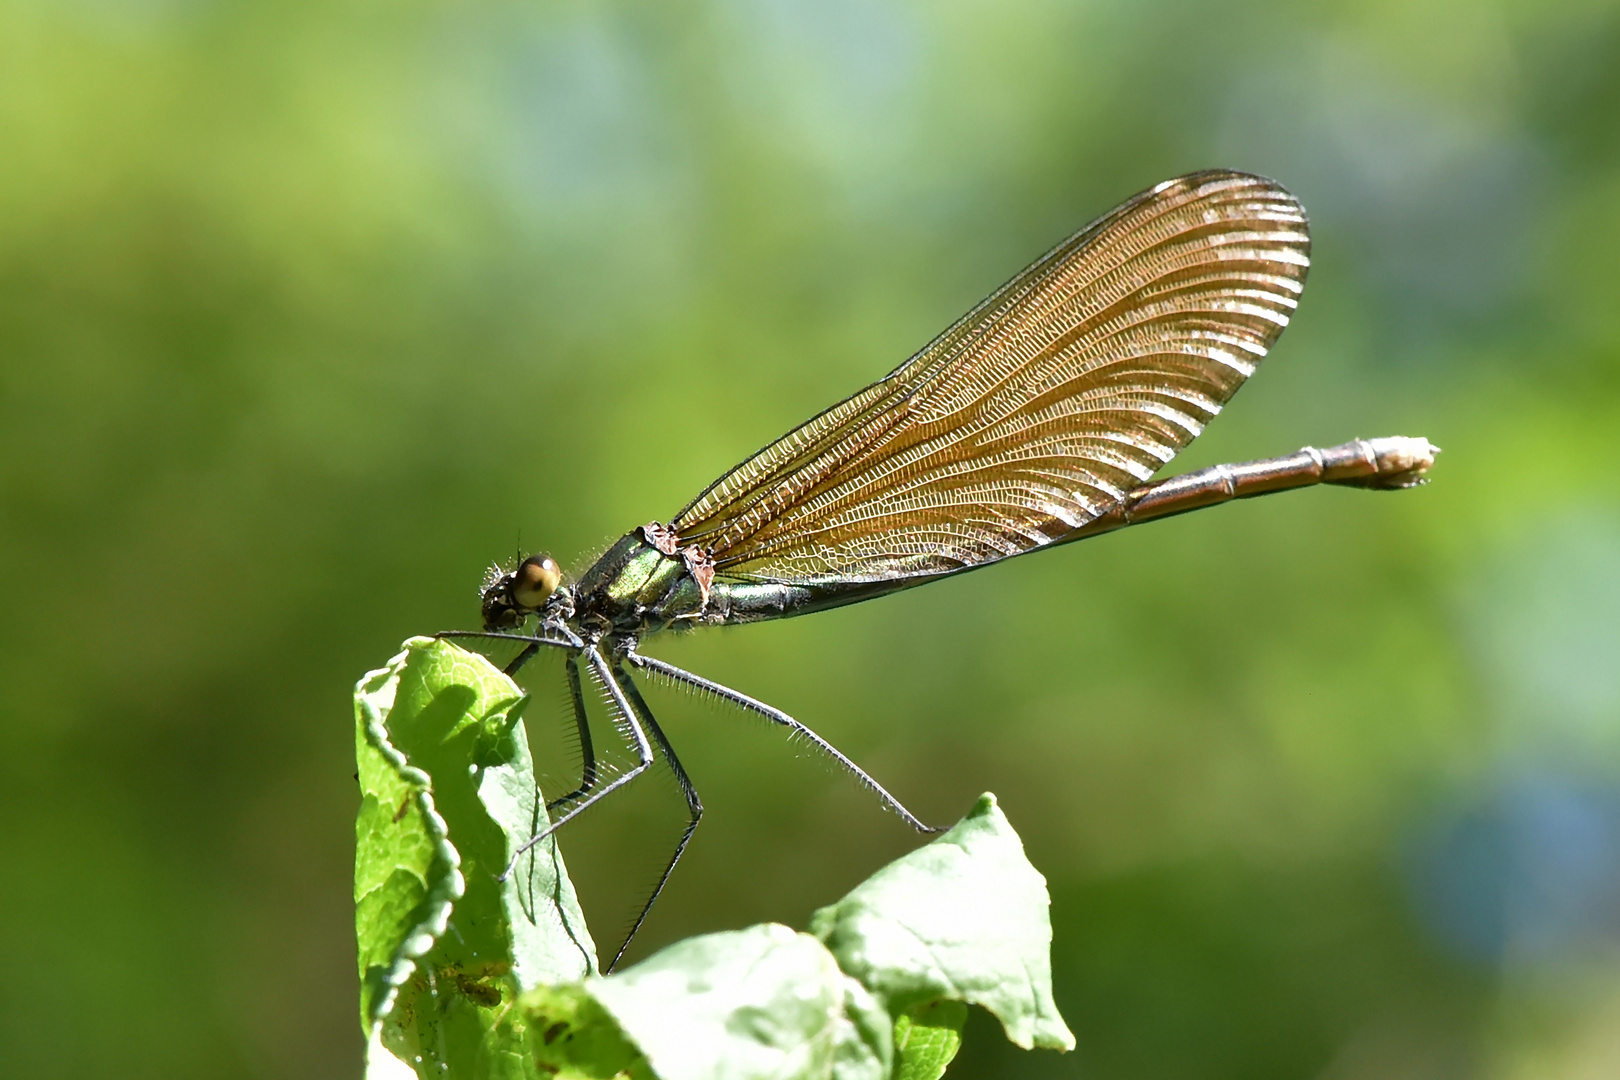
443 170 1437 969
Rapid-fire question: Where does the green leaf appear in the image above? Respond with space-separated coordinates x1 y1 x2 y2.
357 642 1073 1078
891 1000 966 1080
808 793 1076 1052
588 923 862 1080
354 641 466 1037
506 983 654 1079
830 977 892 1080
566 797 1073 1080
355 637 599 1078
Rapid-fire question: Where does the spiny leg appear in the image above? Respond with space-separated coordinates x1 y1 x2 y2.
499 645 654 881
433 628 582 677
604 659 704 972
546 652 601 811
624 648 939 834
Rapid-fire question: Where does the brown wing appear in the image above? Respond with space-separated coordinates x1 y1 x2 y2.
671 170 1311 585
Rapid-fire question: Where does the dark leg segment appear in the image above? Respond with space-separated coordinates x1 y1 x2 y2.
546 653 600 811
504 641 540 676
606 660 703 972
500 645 654 880
624 648 939 834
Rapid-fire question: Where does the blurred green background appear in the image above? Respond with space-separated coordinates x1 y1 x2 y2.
4 0 1619 1076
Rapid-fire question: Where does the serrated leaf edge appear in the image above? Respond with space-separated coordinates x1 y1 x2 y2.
356 637 468 1036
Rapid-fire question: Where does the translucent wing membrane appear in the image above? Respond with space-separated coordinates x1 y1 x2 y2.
671 170 1310 585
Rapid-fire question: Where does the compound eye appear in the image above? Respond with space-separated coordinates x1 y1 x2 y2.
511 554 562 610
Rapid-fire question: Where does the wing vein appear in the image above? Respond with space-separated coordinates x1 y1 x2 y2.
670 171 1310 588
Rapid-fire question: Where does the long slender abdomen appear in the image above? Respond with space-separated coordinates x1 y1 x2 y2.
1070 436 1439 540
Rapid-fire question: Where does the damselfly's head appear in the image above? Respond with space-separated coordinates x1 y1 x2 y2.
480 553 562 630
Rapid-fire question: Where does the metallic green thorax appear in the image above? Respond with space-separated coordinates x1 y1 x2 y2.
572 530 703 635
571 525 923 637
